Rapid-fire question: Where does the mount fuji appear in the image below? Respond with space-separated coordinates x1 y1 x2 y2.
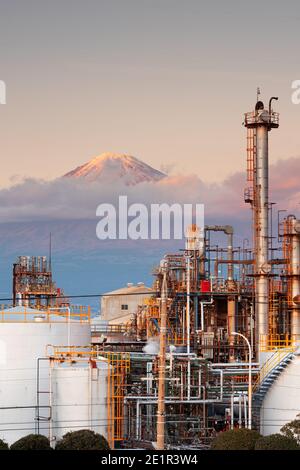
63 152 166 185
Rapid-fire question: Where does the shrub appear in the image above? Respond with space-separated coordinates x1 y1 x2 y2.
0 439 9 450
281 414 300 444
255 433 299 450
55 430 110 450
211 428 261 450
10 434 51 450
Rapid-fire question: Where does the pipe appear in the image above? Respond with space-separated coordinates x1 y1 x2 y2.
210 362 259 367
200 298 214 331
126 398 221 405
156 259 168 450
49 360 54 448
243 393 248 428
136 400 140 440
256 122 270 352
186 255 191 400
205 225 234 281
268 96 278 116
227 297 236 362
238 394 242 428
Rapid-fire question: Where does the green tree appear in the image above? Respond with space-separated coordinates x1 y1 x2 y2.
55 430 110 450
211 428 261 450
255 433 299 450
0 439 9 450
10 434 51 450
281 414 300 445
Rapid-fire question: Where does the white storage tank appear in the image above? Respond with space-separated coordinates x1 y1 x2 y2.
260 351 300 435
0 306 91 445
50 359 109 444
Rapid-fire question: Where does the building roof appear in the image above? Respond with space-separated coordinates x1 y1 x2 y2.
102 283 153 297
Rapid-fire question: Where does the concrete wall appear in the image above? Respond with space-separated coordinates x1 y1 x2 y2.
101 292 152 324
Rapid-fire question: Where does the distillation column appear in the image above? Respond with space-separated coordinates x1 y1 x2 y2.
244 98 279 358
287 217 300 344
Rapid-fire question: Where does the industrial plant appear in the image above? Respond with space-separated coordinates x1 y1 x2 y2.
1 96 300 450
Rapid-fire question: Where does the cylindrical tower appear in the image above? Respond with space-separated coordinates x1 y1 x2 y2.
284 216 300 343
50 359 109 444
244 98 279 357
291 219 300 343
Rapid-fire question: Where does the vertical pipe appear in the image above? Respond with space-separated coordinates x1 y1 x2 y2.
243 393 248 428
12 263 17 307
186 255 191 400
156 260 168 450
49 360 53 447
227 298 236 362
238 394 242 428
136 400 140 440
255 123 270 353
230 394 234 429
250 304 254 359
227 232 233 281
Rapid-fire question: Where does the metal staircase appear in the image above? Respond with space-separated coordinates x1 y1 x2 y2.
252 349 295 428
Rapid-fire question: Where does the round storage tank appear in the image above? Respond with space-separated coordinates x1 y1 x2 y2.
51 359 109 445
0 306 91 445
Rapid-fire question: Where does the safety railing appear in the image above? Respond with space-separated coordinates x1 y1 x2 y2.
253 347 294 392
244 111 279 126
0 306 90 323
91 324 127 334
260 334 294 352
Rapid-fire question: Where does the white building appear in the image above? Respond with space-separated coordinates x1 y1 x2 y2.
100 282 153 325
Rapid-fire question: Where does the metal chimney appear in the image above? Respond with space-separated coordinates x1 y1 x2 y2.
244 96 279 357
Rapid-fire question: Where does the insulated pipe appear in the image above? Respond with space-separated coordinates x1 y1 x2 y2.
156 259 168 450
227 298 236 362
186 255 191 400
256 123 269 351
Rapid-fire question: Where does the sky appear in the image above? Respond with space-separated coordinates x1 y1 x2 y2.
0 0 300 187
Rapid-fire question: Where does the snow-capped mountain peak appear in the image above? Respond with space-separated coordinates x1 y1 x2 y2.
63 152 166 185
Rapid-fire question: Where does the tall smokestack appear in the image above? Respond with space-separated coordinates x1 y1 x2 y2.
244 96 279 358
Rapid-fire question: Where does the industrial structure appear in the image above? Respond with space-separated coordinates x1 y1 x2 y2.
0 94 300 449
12 255 67 308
